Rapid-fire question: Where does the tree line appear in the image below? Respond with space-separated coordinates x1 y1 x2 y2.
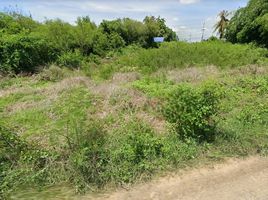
0 0 267 74
0 13 177 74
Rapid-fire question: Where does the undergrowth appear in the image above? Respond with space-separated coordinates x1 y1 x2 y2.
99 41 268 76
1 42 268 198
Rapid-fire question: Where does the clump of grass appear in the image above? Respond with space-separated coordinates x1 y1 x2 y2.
132 76 176 98
38 65 73 82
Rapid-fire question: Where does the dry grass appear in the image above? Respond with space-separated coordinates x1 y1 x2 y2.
165 66 220 84
226 65 268 77
2 76 93 114
136 112 167 134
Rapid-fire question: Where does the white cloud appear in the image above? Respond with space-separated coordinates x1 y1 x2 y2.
179 0 200 5
83 2 159 13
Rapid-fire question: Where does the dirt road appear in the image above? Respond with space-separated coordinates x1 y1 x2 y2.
94 156 268 200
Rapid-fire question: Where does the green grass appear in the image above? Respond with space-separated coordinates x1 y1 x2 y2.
100 41 268 75
1 41 268 199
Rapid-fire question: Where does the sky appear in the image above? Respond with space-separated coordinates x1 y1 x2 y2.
0 0 248 41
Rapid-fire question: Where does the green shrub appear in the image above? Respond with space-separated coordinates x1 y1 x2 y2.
0 34 58 74
60 120 198 191
107 122 165 183
237 103 268 126
163 82 222 142
105 120 198 183
56 50 83 69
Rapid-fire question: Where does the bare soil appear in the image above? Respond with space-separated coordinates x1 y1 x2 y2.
92 156 268 200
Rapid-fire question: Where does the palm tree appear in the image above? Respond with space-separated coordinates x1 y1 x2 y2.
214 10 229 39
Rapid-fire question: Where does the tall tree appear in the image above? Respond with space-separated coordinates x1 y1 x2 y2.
225 0 268 48
214 10 229 39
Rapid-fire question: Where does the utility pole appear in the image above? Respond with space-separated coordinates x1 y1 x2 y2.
201 22 206 41
189 33 192 43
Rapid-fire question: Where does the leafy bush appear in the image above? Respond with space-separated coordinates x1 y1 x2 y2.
163 82 222 142
0 34 58 74
132 77 175 98
106 122 166 183
0 12 39 34
56 50 83 68
238 103 268 126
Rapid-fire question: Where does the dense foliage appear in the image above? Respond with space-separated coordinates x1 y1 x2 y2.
0 34 58 73
226 0 268 47
163 82 222 142
0 12 177 74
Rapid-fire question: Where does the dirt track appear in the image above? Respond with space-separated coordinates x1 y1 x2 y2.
94 156 268 200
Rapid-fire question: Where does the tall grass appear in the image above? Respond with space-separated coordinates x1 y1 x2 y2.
110 41 268 74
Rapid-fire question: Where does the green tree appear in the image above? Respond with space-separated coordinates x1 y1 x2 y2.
226 0 268 47
143 16 177 47
40 19 75 51
0 12 39 34
100 18 146 46
74 16 97 55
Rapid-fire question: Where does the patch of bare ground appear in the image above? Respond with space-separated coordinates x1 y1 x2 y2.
90 156 268 200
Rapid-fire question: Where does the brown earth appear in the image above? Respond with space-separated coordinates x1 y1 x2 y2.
91 156 268 200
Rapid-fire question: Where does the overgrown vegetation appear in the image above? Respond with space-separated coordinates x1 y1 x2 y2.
1 64 268 198
226 0 268 47
1 2 268 199
107 41 268 74
0 12 176 74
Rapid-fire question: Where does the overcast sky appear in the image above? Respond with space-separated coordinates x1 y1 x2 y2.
0 0 248 41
